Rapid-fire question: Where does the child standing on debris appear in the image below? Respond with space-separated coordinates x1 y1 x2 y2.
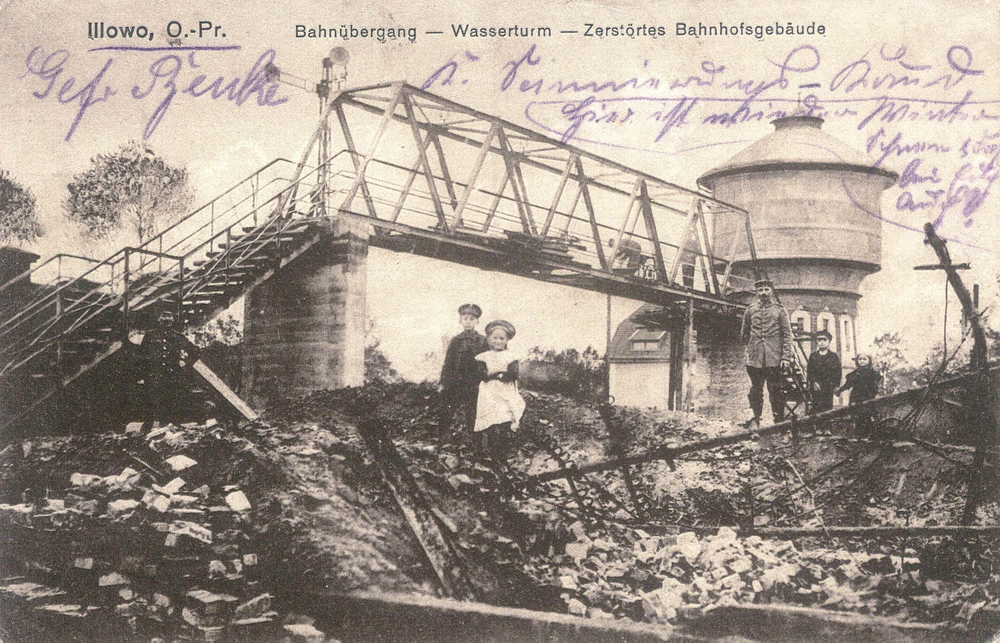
474 320 526 454
837 353 882 436
437 304 488 440
807 329 842 413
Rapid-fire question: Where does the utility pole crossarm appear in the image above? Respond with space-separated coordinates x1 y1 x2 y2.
922 223 996 525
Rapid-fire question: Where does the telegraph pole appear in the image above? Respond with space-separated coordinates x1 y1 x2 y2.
920 223 996 524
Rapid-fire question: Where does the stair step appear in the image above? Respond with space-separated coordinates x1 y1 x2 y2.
240 220 311 234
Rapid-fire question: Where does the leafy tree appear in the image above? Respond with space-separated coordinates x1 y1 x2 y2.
0 168 42 245
187 314 243 348
365 319 401 384
523 345 607 401
65 141 193 243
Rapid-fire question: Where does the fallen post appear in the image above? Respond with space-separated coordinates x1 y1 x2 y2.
191 359 258 421
685 525 1000 539
527 369 992 485
357 419 475 601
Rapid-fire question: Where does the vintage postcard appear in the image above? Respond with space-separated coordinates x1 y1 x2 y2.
0 0 998 640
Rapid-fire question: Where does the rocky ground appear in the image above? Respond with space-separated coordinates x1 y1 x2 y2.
0 381 997 641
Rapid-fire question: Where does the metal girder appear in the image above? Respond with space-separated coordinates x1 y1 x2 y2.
390 133 436 223
334 104 379 220
496 128 537 235
339 81 405 216
541 152 577 236
668 199 699 286
451 123 498 230
639 181 667 282
325 83 756 309
402 92 450 231
575 157 609 272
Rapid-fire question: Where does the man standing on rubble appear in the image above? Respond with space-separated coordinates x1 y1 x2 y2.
741 279 794 429
138 308 199 425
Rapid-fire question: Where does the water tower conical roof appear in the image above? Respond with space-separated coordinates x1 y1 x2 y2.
697 115 897 189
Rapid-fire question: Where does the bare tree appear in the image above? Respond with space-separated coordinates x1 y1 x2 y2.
0 168 42 245
65 141 193 244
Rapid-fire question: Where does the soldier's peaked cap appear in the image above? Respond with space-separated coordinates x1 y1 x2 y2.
754 279 774 288
458 304 482 318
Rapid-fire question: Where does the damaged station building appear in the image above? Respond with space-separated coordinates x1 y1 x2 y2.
609 113 897 418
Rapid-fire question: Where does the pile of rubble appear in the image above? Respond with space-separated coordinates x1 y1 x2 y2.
0 421 333 642
522 522 1000 633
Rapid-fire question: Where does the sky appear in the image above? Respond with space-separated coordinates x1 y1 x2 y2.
1 0 998 381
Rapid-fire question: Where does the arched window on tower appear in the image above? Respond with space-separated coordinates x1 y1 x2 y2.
839 315 855 361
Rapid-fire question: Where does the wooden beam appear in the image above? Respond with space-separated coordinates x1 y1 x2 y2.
192 360 258 421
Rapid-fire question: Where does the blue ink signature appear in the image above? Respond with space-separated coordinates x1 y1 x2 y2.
20 46 289 141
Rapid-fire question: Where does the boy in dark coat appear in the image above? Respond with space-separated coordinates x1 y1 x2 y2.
837 353 882 436
436 304 488 440
807 329 842 413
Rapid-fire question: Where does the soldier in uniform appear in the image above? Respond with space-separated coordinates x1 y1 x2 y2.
741 279 794 429
138 309 199 425
436 304 488 440
807 329 842 413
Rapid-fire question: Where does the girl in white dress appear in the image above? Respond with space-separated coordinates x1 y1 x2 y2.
474 321 526 448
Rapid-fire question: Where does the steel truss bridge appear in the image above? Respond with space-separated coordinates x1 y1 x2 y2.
319 82 757 311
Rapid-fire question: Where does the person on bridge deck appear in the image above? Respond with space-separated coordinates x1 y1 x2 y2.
437 304 488 439
474 320 526 455
837 353 882 436
807 329 842 414
741 279 795 428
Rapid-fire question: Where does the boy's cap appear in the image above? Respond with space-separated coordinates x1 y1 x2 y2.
485 320 516 339
458 304 482 318
815 329 832 340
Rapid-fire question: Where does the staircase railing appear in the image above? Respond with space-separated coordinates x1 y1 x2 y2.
0 154 349 381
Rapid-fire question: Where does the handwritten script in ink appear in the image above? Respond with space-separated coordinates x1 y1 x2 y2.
422 43 1000 243
19 46 289 141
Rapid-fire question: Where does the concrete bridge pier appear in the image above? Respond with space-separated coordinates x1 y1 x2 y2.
242 218 368 409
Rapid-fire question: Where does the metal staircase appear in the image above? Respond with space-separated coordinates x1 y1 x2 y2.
0 154 351 433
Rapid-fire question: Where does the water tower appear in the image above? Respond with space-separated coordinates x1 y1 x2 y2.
698 114 898 363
